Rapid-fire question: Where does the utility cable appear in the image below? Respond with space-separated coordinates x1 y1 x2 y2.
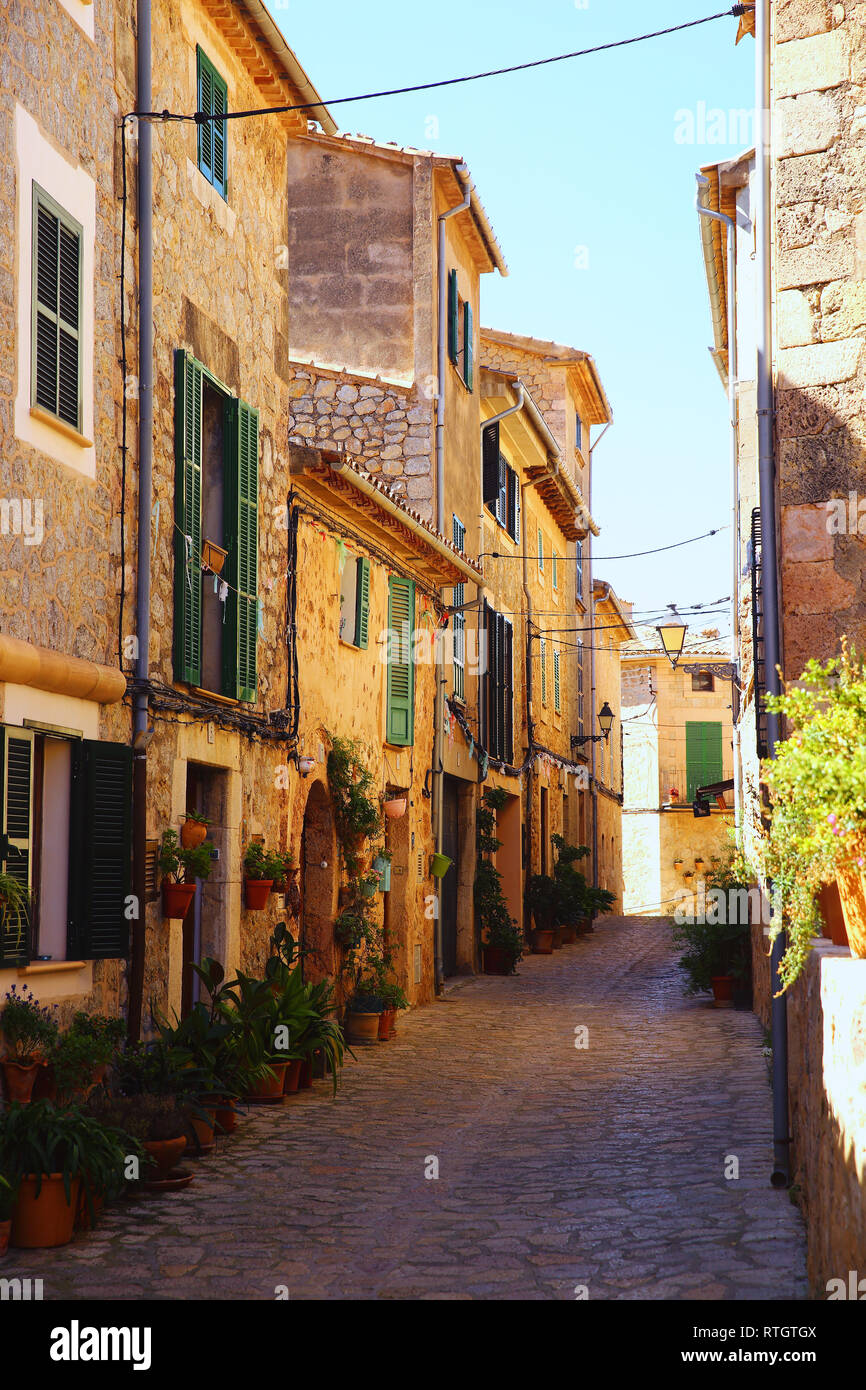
481 527 728 563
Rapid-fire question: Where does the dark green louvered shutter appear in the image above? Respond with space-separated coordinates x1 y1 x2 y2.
355 557 370 649
482 422 499 506
553 649 561 714
0 728 34 965
224 398 259 703
387 576 415 746
504 618 514 762
68 741 132 960
447 269 459 364
174 351 203 687
32 185 82 431
197 47 228 198
686 721 723 802
463 300 474 390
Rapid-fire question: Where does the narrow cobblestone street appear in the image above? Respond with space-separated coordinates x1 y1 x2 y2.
8 918 809 1301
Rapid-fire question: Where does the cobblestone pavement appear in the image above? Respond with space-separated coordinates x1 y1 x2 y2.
7 917 809 1300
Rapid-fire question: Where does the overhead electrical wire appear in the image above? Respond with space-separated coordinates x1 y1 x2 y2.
128 10 749 127
481 527 728 563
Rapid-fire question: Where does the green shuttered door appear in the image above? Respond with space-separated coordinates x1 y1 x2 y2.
686 721 723 802
387 576 415 746
224 398 259 702
174 351 203 687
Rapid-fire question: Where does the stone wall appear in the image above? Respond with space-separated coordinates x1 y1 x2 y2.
753 926 866 1295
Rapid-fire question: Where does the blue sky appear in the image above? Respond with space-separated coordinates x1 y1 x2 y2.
274 1 754 643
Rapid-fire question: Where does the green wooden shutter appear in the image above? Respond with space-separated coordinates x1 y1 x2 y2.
464 300 474 390
32 185 82 431
387 576 415 746
197 48 228 198
224 397 259 702
447 269 459 364
554 650 561 714
68 741 132 960
686 721 723 801
0 727 34 965
540 639 547 705
355 557 370 648
482 422 500 506
174 351 203 687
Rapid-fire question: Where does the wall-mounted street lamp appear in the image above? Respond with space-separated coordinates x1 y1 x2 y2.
656 622 687 668
571 701 615 750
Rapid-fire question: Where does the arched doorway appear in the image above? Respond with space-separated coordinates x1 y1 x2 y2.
300 780 337 983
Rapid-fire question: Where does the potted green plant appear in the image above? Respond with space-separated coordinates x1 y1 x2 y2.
0 1173 13 1260
0 1099 143 1247
291 977 348 1093
527 874 558 953
760 643 866 988
344 980 383 1045
270 850 297 894
327 737 382 863
85 1092 189 1186
475 792 523 974
244 841 275 909
376 980 408 1040
358 870 380 899
160 829 212 918
0 985 58 1104
0 872 29 963
669 854 751 1005
180 809 211 850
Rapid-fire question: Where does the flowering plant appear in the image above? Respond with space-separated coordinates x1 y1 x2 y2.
0 985 59 1063
760 641 866 988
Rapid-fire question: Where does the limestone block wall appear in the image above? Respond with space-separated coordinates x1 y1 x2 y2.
773 1 866 669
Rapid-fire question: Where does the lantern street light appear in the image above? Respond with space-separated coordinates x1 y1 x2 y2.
656 621 688 668
571 700 616 750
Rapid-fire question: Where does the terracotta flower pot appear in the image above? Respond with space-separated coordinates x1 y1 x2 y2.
711 975 735 1006
180 819 208 850
11 1174 81 1249
162 880 196 919
560 924 577 945
346 1011 380 1045
531 928 555 955
834 860 866 958
283 1059 303 1094
298 1058 313 1089
0 1219 10 1261
817 881 849 947
2 1059 44 1105
482 946 510 975
244 878 273 910
551 925 564 949
246 1062 287 1101
378 1007 397 1040
213 1102 237 1135
384 798 407 819
186 1106 218 1152
143 1136 187 1181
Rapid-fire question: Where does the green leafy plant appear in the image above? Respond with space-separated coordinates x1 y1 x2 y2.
159 829 213 884
84 1092 187 1144
527 874 559 933
0 985 59 1063
551 835 591 926
474 789 523 970
0 1098 145 1220
759 641 866 988
50 1031 108 1101
670 852 752 995
0 1173 13 1222
327 736 382 860
69 1011 126 1053
183 810 210 827
0 873 30 960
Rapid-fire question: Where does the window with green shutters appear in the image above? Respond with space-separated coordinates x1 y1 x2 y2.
540 638 547 705
685 721 723 802
463 300 474 391
446 268 473 390
339 555 370 649
386 576 415 746
0 727 132 965
197 47 228 199
452 517 465 700
553 649 561 714
174 350 259 702
31 184 82 431
447 269 459 364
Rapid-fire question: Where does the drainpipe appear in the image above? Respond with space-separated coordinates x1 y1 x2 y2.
755 0 789 1189
128 0 154 1041
588 422 611 893
695 173 743 851
431 168 471 993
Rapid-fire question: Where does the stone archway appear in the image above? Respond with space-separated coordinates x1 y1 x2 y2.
300 779 338 983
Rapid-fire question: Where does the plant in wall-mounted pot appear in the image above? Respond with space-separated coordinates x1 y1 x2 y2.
430 852 452 879
160 829 212 918
383 796 407 820
694 858 706 874
359 871 380 900
180 810 211 850
270 851 297 894
673 859 684 872
0 986 58 1105
243 842 275 909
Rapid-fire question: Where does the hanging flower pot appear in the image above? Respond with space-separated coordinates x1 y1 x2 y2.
180 817 208 850
384 797 407 820
298 756 316 776
162 880 196 919
244 878 273 910
359 878 378 899
430 852 452 879
373 855 392 892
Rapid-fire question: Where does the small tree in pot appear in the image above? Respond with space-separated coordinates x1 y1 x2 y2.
0 986 59 1104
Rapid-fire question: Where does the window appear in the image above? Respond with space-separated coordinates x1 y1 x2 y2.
447 269 473 390
197 47 228 199
480 603 513 762
691 671 714 692
452 516 465 700
483 438 520 543
174 351 259 702
552 550 559 592
340 555 370 649
577 638 585 737
0 727 132 965
685 721 723 802
575 412 583 455
540 638 547 705
553 649 561 714
576 539 584 599
386 576 415 745
537 526 544 574
31 184 82 432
